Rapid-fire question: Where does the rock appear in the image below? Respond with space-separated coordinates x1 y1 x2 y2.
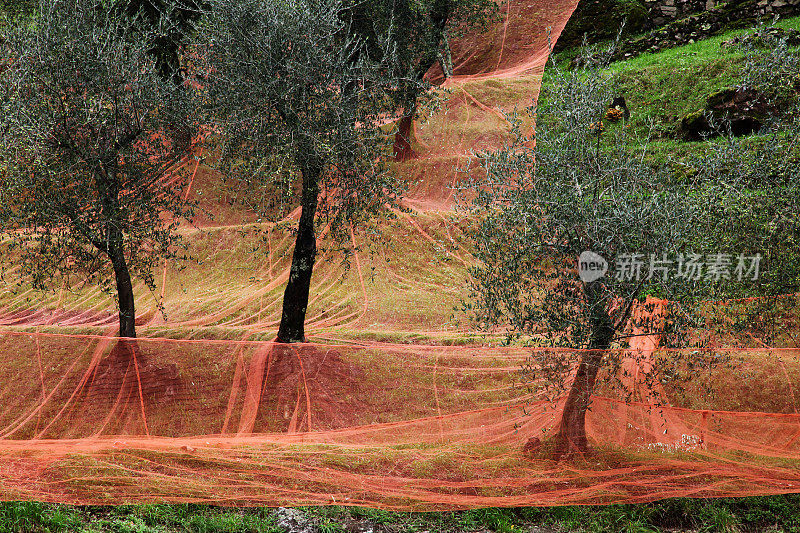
614 0 793 61
720 26 800 48
344 520 375 533
274 508 316 533
679 87 774 140
680 109 708 139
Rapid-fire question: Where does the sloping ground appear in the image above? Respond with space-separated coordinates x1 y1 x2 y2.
0 214 474 343
3 0 800 510
1 334 799 508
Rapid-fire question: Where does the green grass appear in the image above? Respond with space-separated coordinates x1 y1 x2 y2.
607 18 800 151
0 503 282 533
544 15 800 168
3 496 800 532
298 497 800 532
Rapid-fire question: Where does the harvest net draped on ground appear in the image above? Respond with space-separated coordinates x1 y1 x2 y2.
3 0 800 509
2 334 800 508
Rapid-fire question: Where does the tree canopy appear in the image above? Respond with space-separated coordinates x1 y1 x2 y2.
0 0 198 338
466 35 800 456
199 0 411 342
345 0 498 160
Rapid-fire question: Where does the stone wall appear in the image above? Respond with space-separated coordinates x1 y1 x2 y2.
644 0 714 27
613 0 800 60
559 0 799 54
757 0 800 16
643 0 798 29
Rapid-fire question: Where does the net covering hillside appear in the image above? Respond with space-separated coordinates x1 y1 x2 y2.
3 0 800 509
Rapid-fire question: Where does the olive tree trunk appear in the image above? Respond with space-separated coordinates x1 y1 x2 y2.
393 1 451 163
553 281 614 456
276 161 322 343
110 243 137 339
393 110 416 162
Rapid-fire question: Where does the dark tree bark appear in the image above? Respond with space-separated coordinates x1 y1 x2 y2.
393 111 416 162
276 161 322 343
552 281 614 457
392 0 452 162
110 243 137 339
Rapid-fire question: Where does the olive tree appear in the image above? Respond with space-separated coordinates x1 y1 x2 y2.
464 36 800 456
113 0 205 86
0 0 197 338
199 0 409 343
688 26 800 343
345 0 497 160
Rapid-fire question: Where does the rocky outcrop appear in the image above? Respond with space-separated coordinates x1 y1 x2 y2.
644 0 799 26
559 0 799 57
757 0 800 15
613 0 800 60
678 87 775 140
720 25 800 47
274 508 317 533
645 0 715 27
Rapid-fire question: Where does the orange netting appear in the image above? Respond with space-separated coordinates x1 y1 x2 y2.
1 332 800 508
3 0 800 510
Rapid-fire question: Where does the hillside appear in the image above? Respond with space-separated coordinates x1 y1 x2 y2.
1 1 800 512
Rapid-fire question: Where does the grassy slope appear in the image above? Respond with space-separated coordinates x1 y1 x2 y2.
545 16 800 171
602 16 800 162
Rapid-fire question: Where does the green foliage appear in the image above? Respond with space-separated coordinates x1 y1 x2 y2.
610 55 743 142
343 507 401 524
466 38 706 350
465 507 518 532
316 520 345 533
199 0 405 244
0 502 83 533
674 24 800 302
111 0 206 85
465 25 800 416
568 20 800 302
0 0 198 335
737 22 800 108
563 17 800 147
4 498 800 532
688 128 800 301
555 0 648 52
197 0 425 340
0 0 34 22
348 0 498 84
